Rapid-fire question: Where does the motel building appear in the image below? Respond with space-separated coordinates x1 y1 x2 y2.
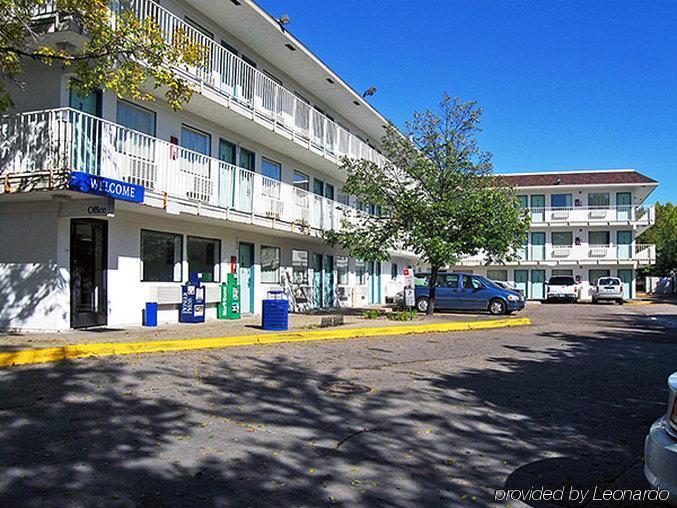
450 170 657 300
0 0 421 331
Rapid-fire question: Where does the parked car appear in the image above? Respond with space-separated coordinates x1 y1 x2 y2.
493 280 524 295
644 372 677 505
414 272 525 315
592 276 624 305
545 276 578 302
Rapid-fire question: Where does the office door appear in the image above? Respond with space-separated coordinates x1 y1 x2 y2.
238 242 255 314
530 270 546 300
617 269 633 299
70 219 107 328
514 270 529 298
617 230 632 259
313 254 323 308
616 192 632 221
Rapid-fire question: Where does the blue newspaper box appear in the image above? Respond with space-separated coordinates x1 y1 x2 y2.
262 290 289 331
179 272 206 323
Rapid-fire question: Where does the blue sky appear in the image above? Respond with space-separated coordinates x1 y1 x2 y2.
258 0 676 204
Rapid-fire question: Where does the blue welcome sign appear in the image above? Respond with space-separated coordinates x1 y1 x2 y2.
69 172 144 203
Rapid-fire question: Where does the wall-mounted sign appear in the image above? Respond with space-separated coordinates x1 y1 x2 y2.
69 172 144 203
58 198 115 218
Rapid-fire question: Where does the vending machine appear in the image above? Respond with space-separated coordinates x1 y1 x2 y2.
179 272 205 323
217 272 241 320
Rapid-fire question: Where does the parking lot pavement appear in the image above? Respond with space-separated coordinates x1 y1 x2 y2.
0 302 674 506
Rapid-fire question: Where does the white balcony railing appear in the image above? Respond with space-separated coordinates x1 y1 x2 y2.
527 205 655 225
33 1 386 169
0 107 355 232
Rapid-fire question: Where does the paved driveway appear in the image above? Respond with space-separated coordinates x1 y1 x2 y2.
0 302 675 507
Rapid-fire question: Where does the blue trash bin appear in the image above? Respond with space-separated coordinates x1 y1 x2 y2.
262 291 289 331
145 302 158 327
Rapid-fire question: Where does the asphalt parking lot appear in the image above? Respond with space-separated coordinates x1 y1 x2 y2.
0 302 675 507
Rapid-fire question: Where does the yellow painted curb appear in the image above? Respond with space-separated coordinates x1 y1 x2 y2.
626 300 653 306
0 317 531 368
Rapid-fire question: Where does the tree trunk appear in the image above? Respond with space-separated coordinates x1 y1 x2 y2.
427 265 439 315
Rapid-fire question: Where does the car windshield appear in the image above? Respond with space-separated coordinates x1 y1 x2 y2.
548 277 575 286
598 278 620 286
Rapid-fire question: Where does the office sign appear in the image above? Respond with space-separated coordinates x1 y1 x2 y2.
69 172 144 203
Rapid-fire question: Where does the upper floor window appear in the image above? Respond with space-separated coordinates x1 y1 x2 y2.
588 192 610 209
181 125 211 156
220 40 239 55
116 100 156 136
242 54 257 69
262 70 282 86
239 147 255 171
589 231 610 246
185 17 213 40
552 231 573 246
551 193 572 208
517 195 528 208
262 158 281 181
293 171 309 191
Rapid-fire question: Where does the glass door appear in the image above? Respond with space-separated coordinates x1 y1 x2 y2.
616 230 632 259
238 242 255 314
218 138 236 207
617 269 633 299
530 269 545 300
514 269 529 297
530 195 545 223
70 219 107 328
616 192 632 221
313 179 325 229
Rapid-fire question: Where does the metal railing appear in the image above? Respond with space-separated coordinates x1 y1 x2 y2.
0 107 358 232
33 1 385 168
527 205 655 224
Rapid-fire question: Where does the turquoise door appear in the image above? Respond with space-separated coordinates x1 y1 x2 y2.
238 242 255 314
616 192 632 221
530 195 545 222
218 138 236 207
514 270 529 297
616 230 632 259
324 255 334 307
312 254 323 308
530 270 546 300
69 86 101 174
617 269 633 299
531 232 546 260
367 261 381 304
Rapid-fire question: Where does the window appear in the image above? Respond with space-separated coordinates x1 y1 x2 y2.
218 139 236 164
181 126 211 156
220 40 238 55
242 54 257 68
184 17 213 39
337 191 349 206
355 260 367 285
141 230 182 282
589 231 610 246
588 192 610 208
589 269 611 285
487 269 508 281
391 263 398 280
552 269 573 276
117 100 155 136
187 236 220 282
261 246 280 283
262 158 281 181
517 195 528 209
293 171 309 191
262 70 282 85
292 250 309 284
439 273 460 288
551 193 572 208
337 256 349 285
324 183 335 200
239 147 255 170
462 275 482 290
552 231 573 246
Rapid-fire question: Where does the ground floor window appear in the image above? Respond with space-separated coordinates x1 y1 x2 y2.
292 250 309 284
552 269 573 276
391 263 398 280
487 269 508 281
337 256 349 285
187 236 220 282
356 260 367 285
141 230 182 282
261 246 281 283
589 269 611 285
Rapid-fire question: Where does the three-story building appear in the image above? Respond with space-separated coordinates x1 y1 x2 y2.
451 170 657 300
0 0 420 331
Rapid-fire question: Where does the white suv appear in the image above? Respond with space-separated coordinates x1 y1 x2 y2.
545 276 578 302
592 277 624 305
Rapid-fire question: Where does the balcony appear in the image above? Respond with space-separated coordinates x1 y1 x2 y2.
458 243 655 266
33 0 386 170
0 107 364 237
528 205 655 227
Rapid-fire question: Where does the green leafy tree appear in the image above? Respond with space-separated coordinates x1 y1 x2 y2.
0 0 206 112
639 202 676 275
325 94 531 314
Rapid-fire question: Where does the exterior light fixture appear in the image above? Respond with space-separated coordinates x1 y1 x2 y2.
362 86 377 98
278 14 291 25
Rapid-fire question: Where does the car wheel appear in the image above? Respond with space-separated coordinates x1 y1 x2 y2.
617 299 624 305
416 297 430 313
489 298 507 315
592 297 598 304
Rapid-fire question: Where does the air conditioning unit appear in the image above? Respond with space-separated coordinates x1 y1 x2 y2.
551 211 570 221
352 286 368 307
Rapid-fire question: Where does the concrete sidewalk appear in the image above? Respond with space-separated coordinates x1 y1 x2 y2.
0 308 503 353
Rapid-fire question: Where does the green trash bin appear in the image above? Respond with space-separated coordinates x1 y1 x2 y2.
218 273 241 320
